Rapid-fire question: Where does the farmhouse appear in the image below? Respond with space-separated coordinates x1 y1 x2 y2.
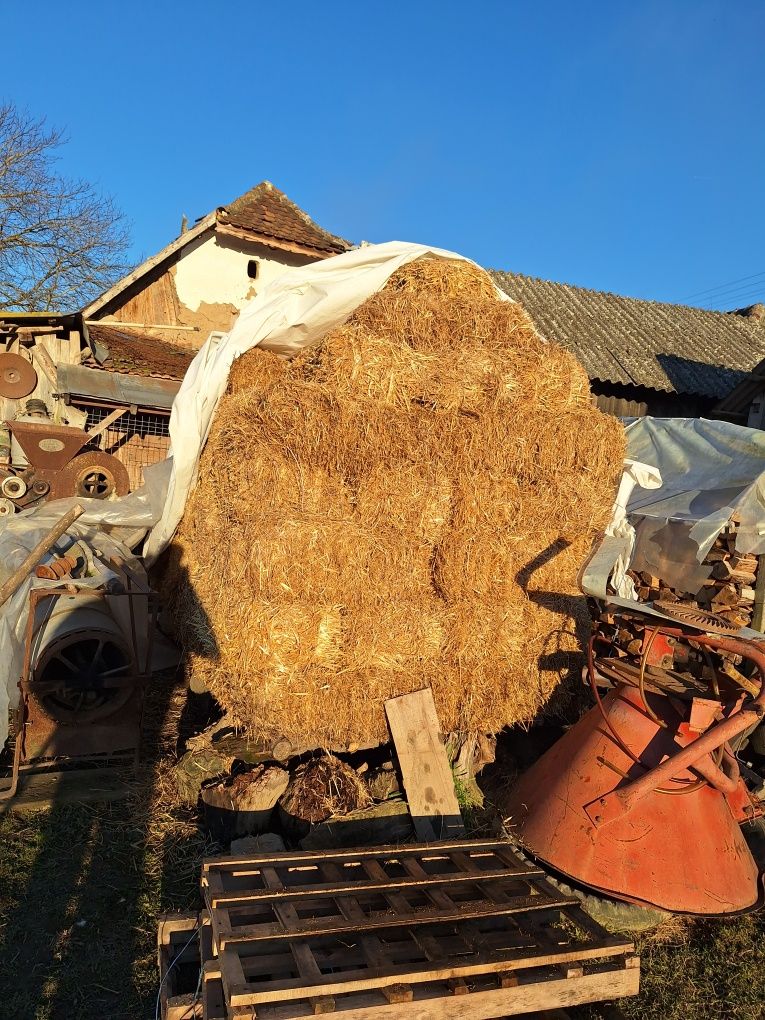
82 181 352 348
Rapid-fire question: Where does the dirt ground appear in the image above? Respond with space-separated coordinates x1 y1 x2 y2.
2 673 765 1019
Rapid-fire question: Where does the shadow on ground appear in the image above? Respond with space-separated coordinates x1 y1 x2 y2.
0 669 214 1020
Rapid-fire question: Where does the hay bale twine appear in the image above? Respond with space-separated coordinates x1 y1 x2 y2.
165 258 625 747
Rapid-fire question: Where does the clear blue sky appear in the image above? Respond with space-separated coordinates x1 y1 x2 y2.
5 1 764 309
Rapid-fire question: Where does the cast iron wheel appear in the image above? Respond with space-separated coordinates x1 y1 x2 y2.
31 633 134 725
76 466 115 499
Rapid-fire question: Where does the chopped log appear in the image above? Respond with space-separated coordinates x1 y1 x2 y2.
202 764 289 841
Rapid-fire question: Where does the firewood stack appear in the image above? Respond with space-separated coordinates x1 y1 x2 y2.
627 521 761 631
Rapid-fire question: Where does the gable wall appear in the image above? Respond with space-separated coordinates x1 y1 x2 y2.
94 230 319 349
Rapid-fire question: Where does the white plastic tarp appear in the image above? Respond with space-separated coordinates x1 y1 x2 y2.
607 417 765 596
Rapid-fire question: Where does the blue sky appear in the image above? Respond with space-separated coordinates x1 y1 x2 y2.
4 1 764 308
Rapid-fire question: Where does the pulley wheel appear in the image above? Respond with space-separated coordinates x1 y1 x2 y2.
653 599 740 635
1 474 27 499
31 631 134 724
0 353 37 398
0 497 16 517
51 451 130 500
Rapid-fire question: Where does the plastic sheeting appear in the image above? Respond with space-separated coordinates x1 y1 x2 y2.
580 416 765 600
0 494 162 747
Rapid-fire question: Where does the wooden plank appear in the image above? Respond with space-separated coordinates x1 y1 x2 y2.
260 864 336 1015
225 946 638 1008
205 863 544 907
202 838 520 873
244 965 638 1018
86 404 128 441
385 688 465 841
210 891 577 945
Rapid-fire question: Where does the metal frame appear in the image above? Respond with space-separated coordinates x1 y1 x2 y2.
0 555 157 801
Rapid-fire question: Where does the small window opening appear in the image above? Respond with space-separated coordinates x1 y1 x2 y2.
247 259 259 280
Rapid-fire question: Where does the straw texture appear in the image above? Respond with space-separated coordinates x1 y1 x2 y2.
165 259 624 746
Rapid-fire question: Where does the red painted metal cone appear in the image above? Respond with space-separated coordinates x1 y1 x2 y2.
502 685 760 915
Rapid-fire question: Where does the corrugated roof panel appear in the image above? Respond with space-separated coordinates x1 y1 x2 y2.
492 270 765 399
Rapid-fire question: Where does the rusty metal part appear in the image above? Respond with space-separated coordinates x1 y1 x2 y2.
653 599 740 635
504 630 765 915
0 352 37 398
7 420 90 471
0 497 15 517
35 555 78 580
1 571 158 798
1 474 26 499
51 451 130 500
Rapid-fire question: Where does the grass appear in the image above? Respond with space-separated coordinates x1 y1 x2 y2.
0 672 215 1020
2 677 765 1019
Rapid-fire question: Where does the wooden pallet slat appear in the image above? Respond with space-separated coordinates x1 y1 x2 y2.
204 862 545 907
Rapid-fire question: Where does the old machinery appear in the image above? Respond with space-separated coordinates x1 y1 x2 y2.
2 549 157 793
505 612 765 915
51 450 130 501
0 353 37 399
0 401 133 513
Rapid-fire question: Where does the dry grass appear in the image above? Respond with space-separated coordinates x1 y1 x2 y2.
165 258 624 746
280 754 372 826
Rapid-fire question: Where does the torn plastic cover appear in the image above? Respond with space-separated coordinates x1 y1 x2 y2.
624 417 765 593
0 459 170 747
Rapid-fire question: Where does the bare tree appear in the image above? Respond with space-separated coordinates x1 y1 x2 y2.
0 103 132 311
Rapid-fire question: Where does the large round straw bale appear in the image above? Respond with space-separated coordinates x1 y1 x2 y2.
165 258 624 746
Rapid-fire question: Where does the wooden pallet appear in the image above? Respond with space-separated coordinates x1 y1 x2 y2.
158 912 208 1020
200 839 639 1019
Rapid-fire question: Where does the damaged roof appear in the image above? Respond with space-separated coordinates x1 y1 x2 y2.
86 323 194 381
491 270 765 399
217 182 351 256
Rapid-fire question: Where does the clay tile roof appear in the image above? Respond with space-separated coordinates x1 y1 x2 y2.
217 181 351 256
86 324 194 381
491 270 765 400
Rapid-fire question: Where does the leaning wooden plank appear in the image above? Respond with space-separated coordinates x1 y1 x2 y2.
86 404 128 442
224 945 636 1007
384 688 465 840
228 959 639 1016
0 503 85 609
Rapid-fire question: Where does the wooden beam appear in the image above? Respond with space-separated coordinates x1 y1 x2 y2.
385 688 465 841
86 405 128 442
0 504 85 609
85 319 199 332
215 220 339 260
